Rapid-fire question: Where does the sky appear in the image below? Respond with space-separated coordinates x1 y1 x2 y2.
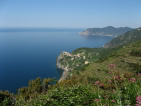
0 0 141 28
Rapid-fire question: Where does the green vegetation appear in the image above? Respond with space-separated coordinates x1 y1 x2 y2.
58 45 122 73
80 26 133 37
1 28 141 106
104 28 141 48
0 91 14 106
58 28 141 74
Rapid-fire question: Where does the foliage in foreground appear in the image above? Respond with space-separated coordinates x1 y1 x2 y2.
19 65 141 106
1 64 141 106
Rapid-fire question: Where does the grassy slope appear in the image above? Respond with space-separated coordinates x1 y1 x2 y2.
59 45 123 72
79 40 141 81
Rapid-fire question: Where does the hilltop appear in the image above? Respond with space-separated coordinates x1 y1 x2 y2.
79 26 133 37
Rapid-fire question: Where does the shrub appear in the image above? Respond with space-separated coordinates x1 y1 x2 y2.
130 49 141 56
44 85 95 106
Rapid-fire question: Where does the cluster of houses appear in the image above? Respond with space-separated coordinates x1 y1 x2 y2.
61 51 90 65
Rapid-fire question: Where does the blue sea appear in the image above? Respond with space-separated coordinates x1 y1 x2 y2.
0 28 114 93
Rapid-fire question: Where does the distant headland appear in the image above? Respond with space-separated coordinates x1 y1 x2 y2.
79 26 133 37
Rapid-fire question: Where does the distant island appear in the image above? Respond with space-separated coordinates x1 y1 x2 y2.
79 26 133 37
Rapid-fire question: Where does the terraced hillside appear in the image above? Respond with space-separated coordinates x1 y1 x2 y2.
80 40 141 81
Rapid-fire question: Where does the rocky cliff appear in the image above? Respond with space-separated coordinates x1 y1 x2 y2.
56 52 73 82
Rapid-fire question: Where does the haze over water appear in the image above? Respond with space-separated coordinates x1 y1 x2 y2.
0 28 113 93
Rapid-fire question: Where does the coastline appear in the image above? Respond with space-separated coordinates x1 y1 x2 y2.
79 32 117 37
56 53 71 82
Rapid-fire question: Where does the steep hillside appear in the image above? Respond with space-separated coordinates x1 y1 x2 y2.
104 28 141 48
79 26 133 37
12 36 141 106
57 47 121 72
57 28 141 80
80 39 141 81
57 38 141 80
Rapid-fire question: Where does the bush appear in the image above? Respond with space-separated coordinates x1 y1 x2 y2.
0 91 14 106
130 49 141 56
17 77 55 100
41 85 95 106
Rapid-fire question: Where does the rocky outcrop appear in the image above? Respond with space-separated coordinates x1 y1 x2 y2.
56 51 91 82
56 52 71 70
56 52 72 82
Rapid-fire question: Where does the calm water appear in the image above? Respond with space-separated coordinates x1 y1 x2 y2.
0 28 113 93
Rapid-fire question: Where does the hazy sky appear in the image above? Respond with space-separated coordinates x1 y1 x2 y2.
0 0 141 28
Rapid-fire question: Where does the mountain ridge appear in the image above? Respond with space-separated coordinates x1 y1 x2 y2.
79 26 133 37
104 28 141 48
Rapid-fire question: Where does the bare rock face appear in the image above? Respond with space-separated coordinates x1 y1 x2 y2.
56 51 73 82
56 52 67 70
79 30 89 36
56 51 90 82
